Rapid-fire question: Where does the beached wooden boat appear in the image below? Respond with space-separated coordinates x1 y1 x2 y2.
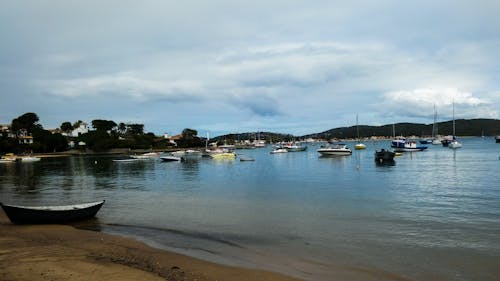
0 200 105 224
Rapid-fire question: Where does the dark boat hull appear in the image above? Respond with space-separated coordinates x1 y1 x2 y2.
375 150 396 162
0 200 105 224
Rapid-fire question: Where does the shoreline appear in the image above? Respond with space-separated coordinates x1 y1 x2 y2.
0 212 302 281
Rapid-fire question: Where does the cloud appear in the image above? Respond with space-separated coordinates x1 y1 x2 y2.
40 72 203 102
379 88 497 120
1 1 499 135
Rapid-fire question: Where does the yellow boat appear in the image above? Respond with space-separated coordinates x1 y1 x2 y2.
210 152 236 160
354 143 366 150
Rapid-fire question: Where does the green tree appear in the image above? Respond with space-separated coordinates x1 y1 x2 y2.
177 128 203 148
118 122 127 135
91 119 117 132
11 112 41 134
73 120 83 129
126 124 144 135
181 128 198 140
60 121 73 133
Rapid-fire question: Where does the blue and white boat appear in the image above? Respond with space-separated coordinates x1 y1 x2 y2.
391 138 427 152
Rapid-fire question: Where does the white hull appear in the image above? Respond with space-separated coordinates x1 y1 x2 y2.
449 140 462 149
270 149 288 154
318 150 352 156
160 156 182 162
20 157 41 162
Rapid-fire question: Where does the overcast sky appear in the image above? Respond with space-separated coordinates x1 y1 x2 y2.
1 1 499 136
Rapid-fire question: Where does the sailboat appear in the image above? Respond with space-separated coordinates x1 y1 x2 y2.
449 101 462 149
431 104 443 145
354 114 366 150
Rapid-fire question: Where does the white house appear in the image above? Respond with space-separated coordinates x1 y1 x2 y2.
63 122 89 137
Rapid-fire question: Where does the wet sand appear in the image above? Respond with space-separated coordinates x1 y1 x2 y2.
0 212 301 281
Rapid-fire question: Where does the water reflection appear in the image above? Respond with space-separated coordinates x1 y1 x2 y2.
10 162 43 193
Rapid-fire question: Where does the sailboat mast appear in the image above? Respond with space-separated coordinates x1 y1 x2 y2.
356 114 360 140
452 101 456 137
432 104 436 138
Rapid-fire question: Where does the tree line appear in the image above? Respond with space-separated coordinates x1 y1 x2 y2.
1 112 205 154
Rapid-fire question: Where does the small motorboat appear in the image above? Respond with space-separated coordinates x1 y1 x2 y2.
171 150 202 161
19 156 41 162
392 139 427 152
0 200 105 224
375 149 396 163
210 152 236 160
449 139 462 149
354 143 367 150
281 142 307 152
317 144 352 156
130 152 160 159
112 158 138 162
160 155 182 162
270 148 288 154
239 157 255 161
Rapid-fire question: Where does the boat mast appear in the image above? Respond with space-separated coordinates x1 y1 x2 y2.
432 104 436 138
452 100 456 137
356 114 360 141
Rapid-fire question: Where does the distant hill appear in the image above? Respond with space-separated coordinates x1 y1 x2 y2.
213 119 500 142
211 131 295 143
303 118 500 139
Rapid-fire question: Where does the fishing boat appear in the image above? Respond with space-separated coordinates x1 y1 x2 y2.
0 200 105 224
282 142 307 152
392 139 427 152
354 114 366 150
317 144 352 156
374 149 396 162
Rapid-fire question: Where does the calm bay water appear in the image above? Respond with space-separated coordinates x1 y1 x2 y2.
1 138 500 280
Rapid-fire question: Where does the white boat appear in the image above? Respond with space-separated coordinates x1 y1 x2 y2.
130 152 160 159
270 148 288 154
449 139 462 149
0 159 15 163
392 140 428 152
160 155 182 162
19 156 41 162
431 105 442 145
432 138 443 145
171 150 202 160
282 142 307 152
354 114 366 150
317 144 352 156
449 101 462 149
112 158 138 162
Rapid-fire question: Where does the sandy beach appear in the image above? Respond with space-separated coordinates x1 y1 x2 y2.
0 212 301 281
